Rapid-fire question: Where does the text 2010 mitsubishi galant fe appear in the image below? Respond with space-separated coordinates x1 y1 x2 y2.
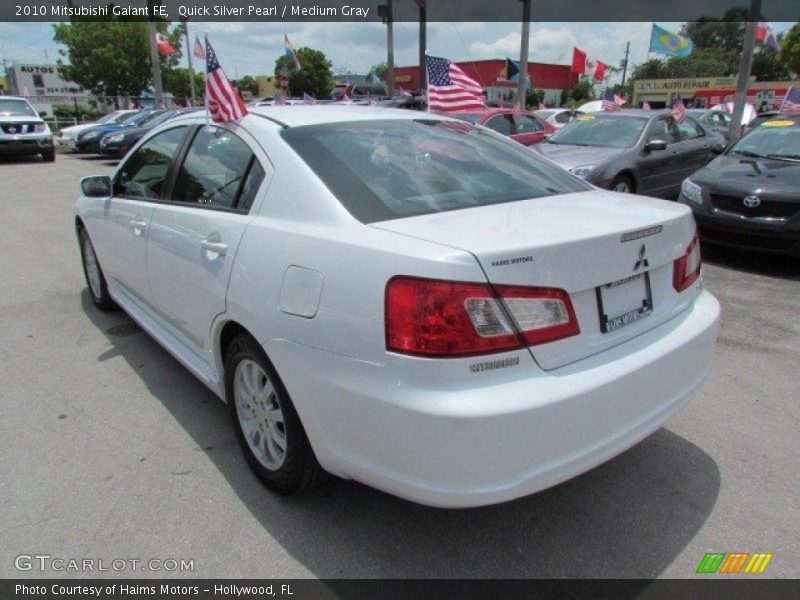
75 106 720 508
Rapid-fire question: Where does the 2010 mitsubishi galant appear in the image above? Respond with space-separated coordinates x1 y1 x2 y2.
75 106 720 508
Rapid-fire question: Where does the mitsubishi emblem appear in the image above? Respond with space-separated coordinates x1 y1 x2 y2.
633 244 649 271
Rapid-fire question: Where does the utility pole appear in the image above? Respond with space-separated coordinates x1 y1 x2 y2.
518 0 531 109
146 1 164 109
728 0 760 145
180 17 196 106
379 0 395 96
621 41 630 86
419 1 426 95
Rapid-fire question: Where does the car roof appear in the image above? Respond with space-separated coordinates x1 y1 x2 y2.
248 104 434 127
0 96 30 101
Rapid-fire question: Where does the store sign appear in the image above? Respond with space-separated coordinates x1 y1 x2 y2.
634 77 738 92
395 74 412 84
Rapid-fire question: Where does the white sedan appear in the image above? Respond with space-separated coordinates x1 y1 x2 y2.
75 106 720 508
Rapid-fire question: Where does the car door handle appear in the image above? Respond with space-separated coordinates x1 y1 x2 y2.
200 239 228 256
130 218 148 236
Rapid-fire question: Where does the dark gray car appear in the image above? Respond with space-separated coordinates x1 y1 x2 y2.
534 110 724 198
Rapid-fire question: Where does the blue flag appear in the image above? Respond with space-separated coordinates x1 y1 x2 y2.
505 58 532 91
649 24 693 58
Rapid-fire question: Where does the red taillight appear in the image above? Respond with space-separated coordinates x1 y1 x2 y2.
673 234 702 293
385 276 579 358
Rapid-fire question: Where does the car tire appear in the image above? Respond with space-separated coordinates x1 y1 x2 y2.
610 174 634 193
42 148 56 162
225 334 327 495
78 228 116 311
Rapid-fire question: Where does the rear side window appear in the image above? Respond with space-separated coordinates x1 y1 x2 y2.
517 115 543 133
114 126 187 199
485 114 513 135
282 119 591 223
171 126 264 210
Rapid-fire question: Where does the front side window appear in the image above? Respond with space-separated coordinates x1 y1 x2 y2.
114 126 187 199
645 118 678 144
282 119 591 223
676 117 704 141
171 127 264 210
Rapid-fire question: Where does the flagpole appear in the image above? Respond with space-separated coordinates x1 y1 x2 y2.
517 0 531 113
204 32 210 129
181 17 196 106
146 19 164 109
728 0 760 144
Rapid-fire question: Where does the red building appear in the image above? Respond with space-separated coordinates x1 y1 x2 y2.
394 59 577 105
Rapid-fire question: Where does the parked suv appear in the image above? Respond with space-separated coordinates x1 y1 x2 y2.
0 97 55 162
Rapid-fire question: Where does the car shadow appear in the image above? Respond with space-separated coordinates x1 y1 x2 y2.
701 242 800 281
81 290 720 579
0 155 47 164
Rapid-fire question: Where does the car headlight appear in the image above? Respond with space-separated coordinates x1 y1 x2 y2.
34 123 50 133
681 178 703 205
569 165 596 180
107 133 125 143
82 131 100 140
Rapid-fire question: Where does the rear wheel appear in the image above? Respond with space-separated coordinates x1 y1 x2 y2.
78 228 116 311
225 334 326 494
611 174 634 193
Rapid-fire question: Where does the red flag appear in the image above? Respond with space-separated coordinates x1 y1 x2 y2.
204 37 248 123
572 47 606 81
157 35 176 56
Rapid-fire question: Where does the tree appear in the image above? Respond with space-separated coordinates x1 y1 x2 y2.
162 67 205 104
53 22 152 102
368 62 388 82
234 75 259 96
778 22 800 76
53 19 185 105
274 47 333 98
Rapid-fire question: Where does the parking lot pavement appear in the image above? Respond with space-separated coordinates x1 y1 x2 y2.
1 153 798 579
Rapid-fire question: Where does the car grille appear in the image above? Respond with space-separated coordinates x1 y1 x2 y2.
1 122 37 134
710 194 800 220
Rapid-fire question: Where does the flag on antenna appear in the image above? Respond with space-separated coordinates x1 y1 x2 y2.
204 37 248 123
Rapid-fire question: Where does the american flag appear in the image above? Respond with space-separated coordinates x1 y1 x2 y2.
193 35 206 59
672 94 687 123
426 55 485 113
642 101 651 110
781 86 800 115
204 37 248 123
303 92 316 105
601 88 622 111
274 94 287 106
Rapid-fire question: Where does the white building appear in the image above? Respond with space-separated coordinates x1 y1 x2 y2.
6 63 90 116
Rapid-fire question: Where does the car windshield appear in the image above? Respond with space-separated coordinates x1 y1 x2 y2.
729 119 800 160
100 111 136 125
546 114 649 148
118 111 144 124
0 99 37 117
282 119 591 223
450 113 485 125
136 110 168 126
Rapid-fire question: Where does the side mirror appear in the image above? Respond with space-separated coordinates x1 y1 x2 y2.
81 175 112 198
711 143 726 155
644 139 668 152
38 111 48 118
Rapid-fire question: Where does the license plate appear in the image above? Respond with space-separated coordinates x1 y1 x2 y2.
595 272 653 334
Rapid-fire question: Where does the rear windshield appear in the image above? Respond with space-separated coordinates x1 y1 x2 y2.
0 99 37 117
450 113 485 124
281 119 591 223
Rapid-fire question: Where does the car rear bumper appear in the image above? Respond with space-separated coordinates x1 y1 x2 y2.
270 289 720 508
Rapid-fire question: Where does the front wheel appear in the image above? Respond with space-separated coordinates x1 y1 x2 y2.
225 334 326 495
610 174 634 193
42 148 56 162
78 228 116 311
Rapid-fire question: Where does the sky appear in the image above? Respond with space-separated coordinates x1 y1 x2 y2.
1 21 796 86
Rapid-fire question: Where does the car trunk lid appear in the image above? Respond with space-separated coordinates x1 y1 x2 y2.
372 190 698 369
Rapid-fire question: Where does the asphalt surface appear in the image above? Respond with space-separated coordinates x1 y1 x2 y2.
1 152 798 580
